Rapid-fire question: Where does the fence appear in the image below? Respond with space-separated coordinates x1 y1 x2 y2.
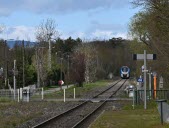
0 89 18 100
0 88 43 102
135 90 169 104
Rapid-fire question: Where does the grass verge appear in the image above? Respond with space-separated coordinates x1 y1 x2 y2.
90 101 169 128
44 80 113 99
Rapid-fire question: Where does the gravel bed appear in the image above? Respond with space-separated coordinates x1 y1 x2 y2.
14 83 113 128
16 101 81 128
0 80 125 128
39 102 102 128
36 80 127 128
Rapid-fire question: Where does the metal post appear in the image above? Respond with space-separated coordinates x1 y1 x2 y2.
48 39 51 69
149 72 152 98
4 40 7 87
14 60 16 100
42 87 44 100
133 88 135 109
36 45 40 88
161 102 164 125
144 50 147 109
67 55 70 88
22 40 25 88
74 88 75 99
60 58 63 80
20 88 22 100
64 89 65 102
27 88 29 102
17 89 20 102
154 75 157 99
156 99 167 125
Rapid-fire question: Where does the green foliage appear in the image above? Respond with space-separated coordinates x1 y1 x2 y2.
44 80 110 99
0 36 137 88
52 37 81 54
129 0 169 85
0 97 12 102
25 64 36 86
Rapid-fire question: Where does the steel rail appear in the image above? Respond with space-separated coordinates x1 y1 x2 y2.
93 79 123 98
32 79 123 128
72 79 127 128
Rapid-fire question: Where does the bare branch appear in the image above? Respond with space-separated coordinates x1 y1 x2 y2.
36 18 59 42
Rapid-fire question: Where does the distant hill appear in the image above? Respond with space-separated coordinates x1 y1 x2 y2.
6 40 36 48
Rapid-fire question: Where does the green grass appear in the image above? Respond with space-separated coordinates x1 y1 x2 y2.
0 101 50 128
90 101 169 128
0 97 13 102
43 85 59 90
44 80 113 99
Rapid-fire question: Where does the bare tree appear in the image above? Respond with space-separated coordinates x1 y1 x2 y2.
35 18 59 43
35 18 59 85
71 52 86 87
74 43 98 83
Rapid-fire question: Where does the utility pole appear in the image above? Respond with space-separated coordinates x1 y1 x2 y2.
60 58 63 80
148 67 152 98
14 60 16 100
48 39 51 69
36 44 40 88
22 40 25 88
143 50 147 110
67 55 70 83
4 40 7 87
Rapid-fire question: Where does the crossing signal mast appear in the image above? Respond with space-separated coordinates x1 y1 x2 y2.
133 50 156 110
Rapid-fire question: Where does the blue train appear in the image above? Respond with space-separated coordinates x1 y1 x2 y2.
120 66 130 79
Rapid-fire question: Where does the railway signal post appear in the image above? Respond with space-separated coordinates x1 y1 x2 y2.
133 50 156 109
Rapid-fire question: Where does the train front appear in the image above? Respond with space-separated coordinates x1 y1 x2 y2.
120 66 130 79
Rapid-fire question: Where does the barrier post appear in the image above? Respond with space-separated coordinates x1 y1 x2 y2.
133 88 135 109
42 88 44 100
20 88 22 100
64 89 65 102
27 88 29 102
156 99 167 125
74 88 76 99
17 89 20 102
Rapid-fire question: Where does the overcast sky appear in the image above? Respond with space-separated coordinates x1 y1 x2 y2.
0 0 139 41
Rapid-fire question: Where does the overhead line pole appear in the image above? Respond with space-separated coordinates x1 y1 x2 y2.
22 40 25 88
14 60 16 100
144 50 147 110
4 40 7 87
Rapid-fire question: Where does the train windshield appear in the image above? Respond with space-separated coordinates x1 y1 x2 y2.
122 67 129 72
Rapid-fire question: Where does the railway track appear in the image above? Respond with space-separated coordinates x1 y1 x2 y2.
32 79 127 128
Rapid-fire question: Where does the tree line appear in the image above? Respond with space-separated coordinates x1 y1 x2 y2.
0 37 134 89
2 0 169 89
